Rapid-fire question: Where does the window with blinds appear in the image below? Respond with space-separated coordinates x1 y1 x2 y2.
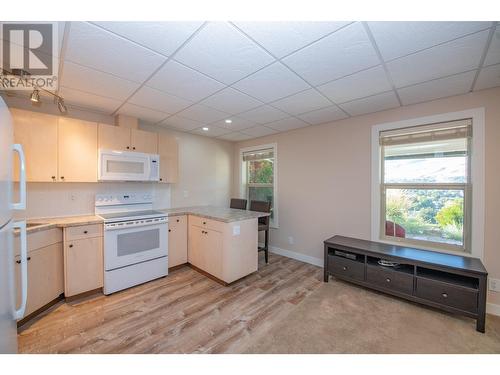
379 119 472 252
242 147 276 224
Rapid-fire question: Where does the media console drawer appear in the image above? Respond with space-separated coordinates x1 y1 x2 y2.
328 256 364 282
415 277 478 314
366 265 414 295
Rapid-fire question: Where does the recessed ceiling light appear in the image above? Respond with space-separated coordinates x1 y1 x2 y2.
225 119 232 124
202 127 209 131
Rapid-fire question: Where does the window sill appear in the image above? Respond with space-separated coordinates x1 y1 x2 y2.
374 237 475 258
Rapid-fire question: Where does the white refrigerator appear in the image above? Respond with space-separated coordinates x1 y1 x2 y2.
0 96 27 353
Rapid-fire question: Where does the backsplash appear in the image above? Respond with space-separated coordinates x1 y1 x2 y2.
14 182 171 219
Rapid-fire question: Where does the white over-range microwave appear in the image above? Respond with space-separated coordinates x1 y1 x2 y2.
98 149 160 182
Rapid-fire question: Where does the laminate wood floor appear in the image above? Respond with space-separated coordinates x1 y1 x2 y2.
18 255 323 353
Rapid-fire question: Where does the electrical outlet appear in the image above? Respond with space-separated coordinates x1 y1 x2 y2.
489 278 500 292
70 194 77 201
183 190 189 198
288 236 294 245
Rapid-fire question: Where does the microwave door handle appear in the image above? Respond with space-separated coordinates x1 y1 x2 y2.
11 144 26 210
13 220 28 319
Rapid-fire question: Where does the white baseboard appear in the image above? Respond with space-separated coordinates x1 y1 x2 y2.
264 244 323 267
487 302 500 316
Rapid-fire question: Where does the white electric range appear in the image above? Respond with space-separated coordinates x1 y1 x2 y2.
95 193 168 295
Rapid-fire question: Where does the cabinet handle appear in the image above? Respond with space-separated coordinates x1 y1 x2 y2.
83 230 88 234
203 221 206 225
168 229 171 232
16 256 31 264
69 244 73 248
176 219 180 223
159 178 163 181
132 146 136 150
60 176 64 180
442 292 448 298
51 176 56 181
126 146 130 150
386 278 391 283
342 266 347 271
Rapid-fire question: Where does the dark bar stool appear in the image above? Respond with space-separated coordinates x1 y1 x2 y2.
249 200 272 264
230 198 247 210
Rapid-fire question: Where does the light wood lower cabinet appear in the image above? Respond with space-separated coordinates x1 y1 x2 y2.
15 230 64 318
63 225 103 297
187 215 258 283
168 215 188 268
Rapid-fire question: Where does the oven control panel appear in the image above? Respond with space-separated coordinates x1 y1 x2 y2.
96 192 153 207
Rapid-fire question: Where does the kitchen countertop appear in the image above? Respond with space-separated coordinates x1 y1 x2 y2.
160 206 270 223
18 206 269 235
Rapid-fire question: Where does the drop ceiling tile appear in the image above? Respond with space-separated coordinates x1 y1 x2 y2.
474 63 500 91
199 87 262 114
92 21 202 56
217 132 254 141
128 86 192 113
241 126 279 137
270 89 331 115
176 103 229 123
61 61 140 101
266 117 309 132
339 91 400 116
65 22 166 82
59 86 122 114
233 21 351 58
233 62 309 102
318 65 392 103
174 22 275 84
209 116 257 131
191 126 231 137
368 22 491 61
118 103 170 123
387 30 489 88
283 22 379 86
160 115 203 131
237 105 290 124
484 25 500 66
398 71 476 105
297 105 348 125
146 60 225 101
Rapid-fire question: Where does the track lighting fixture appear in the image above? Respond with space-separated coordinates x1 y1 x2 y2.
30 89 40 103
57 97 67 114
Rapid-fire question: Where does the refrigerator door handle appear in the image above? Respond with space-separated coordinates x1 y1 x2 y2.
11 143 26 211
13 220 27 320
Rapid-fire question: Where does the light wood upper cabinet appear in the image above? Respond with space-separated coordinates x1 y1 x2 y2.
98 123 131 152
168 215 188 268
158 133 179 183
58 118 98 182
11 109 58 182
131 128 158 154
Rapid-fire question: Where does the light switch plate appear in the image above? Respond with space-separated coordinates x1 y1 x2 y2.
232 225 240 236
489 278 500 292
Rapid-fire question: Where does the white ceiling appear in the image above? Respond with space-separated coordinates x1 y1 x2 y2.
2 21 499 141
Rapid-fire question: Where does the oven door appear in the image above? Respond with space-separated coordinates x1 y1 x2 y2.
104 221 168 271
98 150 151 181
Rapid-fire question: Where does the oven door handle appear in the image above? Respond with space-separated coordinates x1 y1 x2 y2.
105 220 167 231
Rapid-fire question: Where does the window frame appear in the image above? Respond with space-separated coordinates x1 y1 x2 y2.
371 109 485 259
239 143 278 228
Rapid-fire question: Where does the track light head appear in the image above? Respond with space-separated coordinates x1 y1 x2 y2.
30 89 40 103
57 97 67 114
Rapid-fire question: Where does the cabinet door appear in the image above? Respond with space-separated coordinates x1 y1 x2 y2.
188 224 203 269
12 109 58 182
158 133 178 183
15 243 64 317
202 229 223 279
98 123 131 152
131 129 158 153
64 237 103 297
58 118 98 182
168 215 187 268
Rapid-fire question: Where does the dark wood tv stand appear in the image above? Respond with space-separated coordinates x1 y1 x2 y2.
323 235 488 332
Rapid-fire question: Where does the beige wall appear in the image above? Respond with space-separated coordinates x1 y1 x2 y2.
234 87 500 306
140 124 234 208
